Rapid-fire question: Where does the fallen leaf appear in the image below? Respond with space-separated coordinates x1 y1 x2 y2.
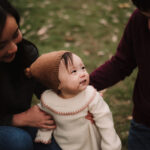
37 26 48 36
97 51 105 56
118 3 130 8
127 115 133 120
83 50 90 56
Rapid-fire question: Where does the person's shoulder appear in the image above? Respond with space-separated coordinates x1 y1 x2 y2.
86 85 102 101
132 9 140 16
130 9 146 21
19 39 38 55
17 39 39 66
125 9 146 30
22 39 36 47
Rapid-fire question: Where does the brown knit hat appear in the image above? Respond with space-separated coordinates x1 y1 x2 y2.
28 50 68 93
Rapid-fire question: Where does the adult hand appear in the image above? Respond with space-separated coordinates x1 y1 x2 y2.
99 89 106 97
85 111 95 124
12 105 56 129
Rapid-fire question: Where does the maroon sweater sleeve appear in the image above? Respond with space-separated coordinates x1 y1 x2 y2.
90 10 137 91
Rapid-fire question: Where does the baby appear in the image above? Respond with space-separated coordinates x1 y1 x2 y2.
26 50 121 150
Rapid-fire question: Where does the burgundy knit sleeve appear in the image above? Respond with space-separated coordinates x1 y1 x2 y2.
90 10 138 91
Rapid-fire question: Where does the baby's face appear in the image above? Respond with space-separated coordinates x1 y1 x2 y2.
58 54 89 98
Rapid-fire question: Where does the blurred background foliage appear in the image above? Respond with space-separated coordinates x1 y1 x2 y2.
12 0 136 149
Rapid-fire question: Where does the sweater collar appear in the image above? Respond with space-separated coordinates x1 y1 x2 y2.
41 86 96 115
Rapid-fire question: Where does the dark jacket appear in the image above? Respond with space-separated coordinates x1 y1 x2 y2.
90 9 150 127
0 39 45 125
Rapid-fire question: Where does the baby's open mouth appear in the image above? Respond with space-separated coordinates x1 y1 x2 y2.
80 80 86 84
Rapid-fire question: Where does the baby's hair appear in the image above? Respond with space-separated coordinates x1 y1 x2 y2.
61 52 73 70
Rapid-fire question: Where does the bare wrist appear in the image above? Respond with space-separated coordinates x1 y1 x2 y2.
12 112 27 127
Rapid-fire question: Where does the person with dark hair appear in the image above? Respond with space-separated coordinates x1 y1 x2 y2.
0 0 61 150
90 0 150 149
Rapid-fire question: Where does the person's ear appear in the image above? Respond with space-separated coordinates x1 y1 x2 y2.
24 67 32 78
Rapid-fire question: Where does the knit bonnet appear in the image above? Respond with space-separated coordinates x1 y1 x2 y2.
28 50 68 93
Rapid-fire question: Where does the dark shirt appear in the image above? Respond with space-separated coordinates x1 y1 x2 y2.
90 9 150 127
0 39 45 125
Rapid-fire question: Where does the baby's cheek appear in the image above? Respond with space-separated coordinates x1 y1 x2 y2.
72 78 79 85
70 79 78 86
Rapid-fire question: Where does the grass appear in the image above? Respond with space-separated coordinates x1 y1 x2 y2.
12 0 136 149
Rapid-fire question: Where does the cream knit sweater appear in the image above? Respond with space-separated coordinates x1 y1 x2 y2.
35 86 121 150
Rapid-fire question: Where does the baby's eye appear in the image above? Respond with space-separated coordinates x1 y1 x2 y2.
82 66 85 70
71 70 77 74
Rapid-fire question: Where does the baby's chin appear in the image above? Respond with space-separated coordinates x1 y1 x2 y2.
78 84 88 92
79 80 89 88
